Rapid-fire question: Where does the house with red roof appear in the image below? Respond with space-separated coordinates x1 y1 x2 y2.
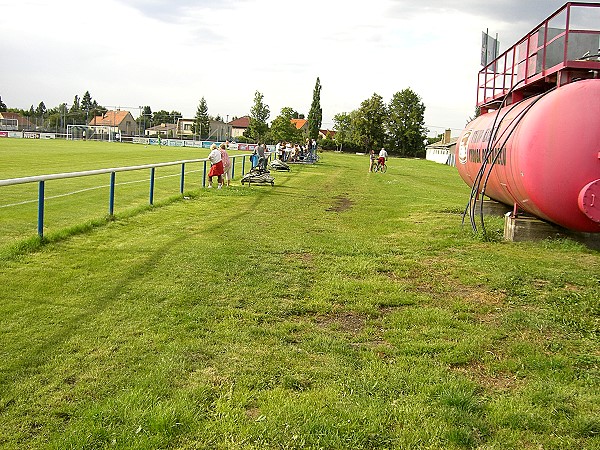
88 110 137 136
319 129 336 139
0 111 33 130
291 118 308 133
229 116 250 138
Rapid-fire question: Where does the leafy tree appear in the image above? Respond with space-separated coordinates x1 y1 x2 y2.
192 98 210 139
137 105 152 132
35 101 47 117
152 110 179 126
0 96 6 112
46 103 66 130
467 106 481 124
333 112 352 151
247 91 270 142
67 93 105 124
387 88 427 157
270 107 303 143
280 107 300 119
353 93 387 151
170 110 182 123
307 77 322 140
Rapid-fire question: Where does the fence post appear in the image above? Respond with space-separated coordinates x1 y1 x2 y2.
180 163 185 194
202 160 207 187
37 180 45 238
242 155 246 175
231 156 236 180
150 167 155 205
109 172 116 216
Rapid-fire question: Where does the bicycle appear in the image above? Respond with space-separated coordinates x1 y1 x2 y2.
373 160 387 173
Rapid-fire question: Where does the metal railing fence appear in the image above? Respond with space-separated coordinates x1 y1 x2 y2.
0 154 250 238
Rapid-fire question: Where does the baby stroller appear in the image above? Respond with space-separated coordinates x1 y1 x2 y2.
269 159 291 171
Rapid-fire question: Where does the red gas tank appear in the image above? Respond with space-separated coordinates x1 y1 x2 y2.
456 78 600 233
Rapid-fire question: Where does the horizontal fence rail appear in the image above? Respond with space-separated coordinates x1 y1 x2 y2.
0 154 251 239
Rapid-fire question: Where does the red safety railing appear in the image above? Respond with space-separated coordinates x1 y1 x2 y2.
478 2 600 112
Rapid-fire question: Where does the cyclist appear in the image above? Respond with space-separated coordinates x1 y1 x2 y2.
378 147 388 169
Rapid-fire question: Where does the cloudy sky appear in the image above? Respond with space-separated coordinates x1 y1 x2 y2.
0 0 582 136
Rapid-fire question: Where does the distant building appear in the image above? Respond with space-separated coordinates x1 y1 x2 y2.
177 118 195 137
145 123 178 137
89 110 137 136
319 129 336 139
426 129 457 166
174 118 232 140
229 116 250 138
0 112 33 130
291 118 308 133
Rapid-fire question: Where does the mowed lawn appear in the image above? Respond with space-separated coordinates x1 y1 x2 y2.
0 139 598 449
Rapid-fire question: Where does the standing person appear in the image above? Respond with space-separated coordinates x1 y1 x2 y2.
368 149 376 172
207 143 224 188
256 143 267 170
250 146 259 168
219 143 232 187
378 147 388 168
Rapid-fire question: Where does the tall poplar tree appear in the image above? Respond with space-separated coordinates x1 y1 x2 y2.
307 77 322 140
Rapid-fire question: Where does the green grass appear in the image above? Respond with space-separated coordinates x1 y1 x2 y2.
0 139 598 449
0 139 248 250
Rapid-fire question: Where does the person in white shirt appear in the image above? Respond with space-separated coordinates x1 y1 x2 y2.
207 143 224 188
378 147 388 167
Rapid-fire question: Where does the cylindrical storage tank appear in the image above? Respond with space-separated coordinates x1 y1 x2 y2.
456 79 600 233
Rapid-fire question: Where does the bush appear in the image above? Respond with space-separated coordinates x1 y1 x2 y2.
320 137 337 150
234 135 255 144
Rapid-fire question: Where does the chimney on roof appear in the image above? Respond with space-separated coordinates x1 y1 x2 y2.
443 129 452 144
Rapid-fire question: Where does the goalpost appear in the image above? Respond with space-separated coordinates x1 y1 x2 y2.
67 124 117 141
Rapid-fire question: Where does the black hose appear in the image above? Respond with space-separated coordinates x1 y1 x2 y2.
461 79 525 232
477 86 558 234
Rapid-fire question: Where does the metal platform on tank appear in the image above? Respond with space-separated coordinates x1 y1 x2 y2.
478 2 600 113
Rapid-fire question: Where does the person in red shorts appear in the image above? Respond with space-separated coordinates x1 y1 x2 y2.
207 144 224 188
378 147 388 167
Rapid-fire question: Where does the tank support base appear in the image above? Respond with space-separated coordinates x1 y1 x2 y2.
504 213 600 250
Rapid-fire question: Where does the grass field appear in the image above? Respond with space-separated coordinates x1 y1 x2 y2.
0 139 249 251
0 139 598 449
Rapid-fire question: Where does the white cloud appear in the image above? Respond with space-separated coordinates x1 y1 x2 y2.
0 0 577 134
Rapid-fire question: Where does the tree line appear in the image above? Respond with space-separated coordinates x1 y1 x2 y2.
231 82 427 157
328 89 427 157
2 79 427 156
0 92 184 134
